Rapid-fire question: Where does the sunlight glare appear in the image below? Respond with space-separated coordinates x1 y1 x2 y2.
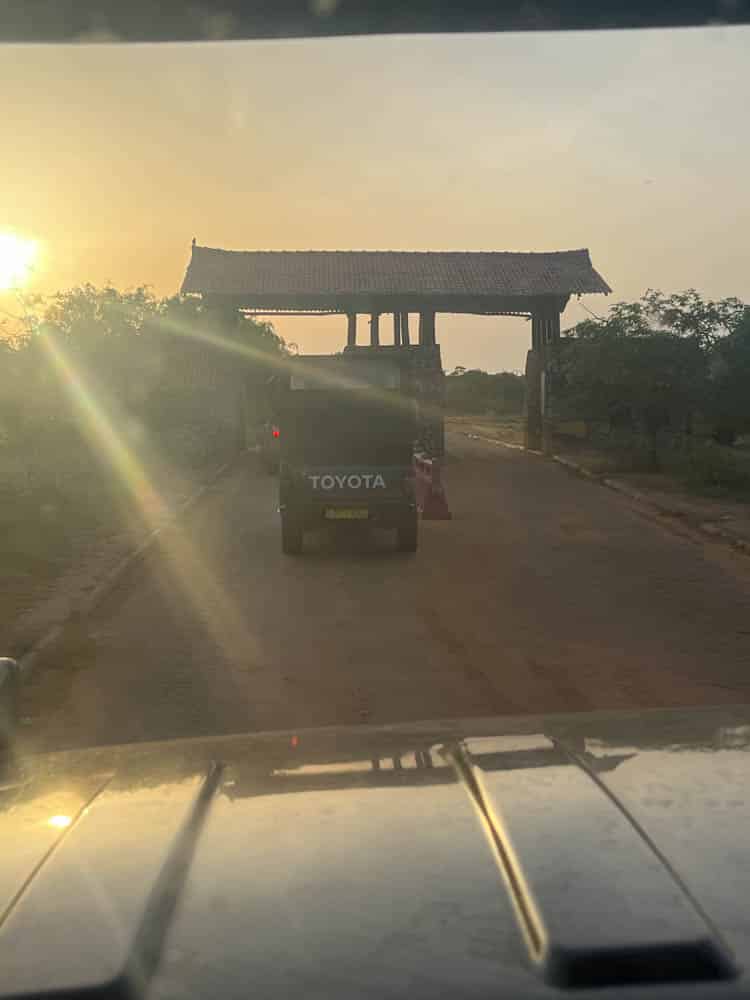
38 327 261 675
0 232 38 290
48 814 72 829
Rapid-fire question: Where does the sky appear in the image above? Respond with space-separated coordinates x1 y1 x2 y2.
2 25 749 372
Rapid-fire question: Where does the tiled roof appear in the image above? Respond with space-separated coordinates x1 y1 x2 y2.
181 246 611 302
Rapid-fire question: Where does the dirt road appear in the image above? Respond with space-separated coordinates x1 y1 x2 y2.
21 431 750 752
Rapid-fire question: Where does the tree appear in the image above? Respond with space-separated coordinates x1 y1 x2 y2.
148 295 287 448
552 295 710 469
2 286 288 499
707 307 750 445
641 289 746 350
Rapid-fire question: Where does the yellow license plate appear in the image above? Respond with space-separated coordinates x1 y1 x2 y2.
324 508 369 521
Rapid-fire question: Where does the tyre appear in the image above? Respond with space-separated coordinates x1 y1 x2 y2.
281 513 304 555
396 511 418 553
0 659 19 759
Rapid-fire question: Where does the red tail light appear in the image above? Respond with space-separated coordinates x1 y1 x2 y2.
272 426 280 439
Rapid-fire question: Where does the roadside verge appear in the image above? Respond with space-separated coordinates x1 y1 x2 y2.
455 428 750 556
16 454 244 680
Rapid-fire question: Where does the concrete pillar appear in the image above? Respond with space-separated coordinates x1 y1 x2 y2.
531 313 543 351
527 306 561 453
370 312 380 347
347 313 357 347
525 348 543 451
542 311 560 454
547 311 561 344
419 311 436 346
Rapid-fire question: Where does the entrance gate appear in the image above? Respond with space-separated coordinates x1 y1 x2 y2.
181 245 611 453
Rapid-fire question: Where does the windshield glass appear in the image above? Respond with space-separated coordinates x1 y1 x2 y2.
2 24 750 756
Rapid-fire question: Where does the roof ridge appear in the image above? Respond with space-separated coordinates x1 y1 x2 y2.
194 246 591 256
182 246 611 298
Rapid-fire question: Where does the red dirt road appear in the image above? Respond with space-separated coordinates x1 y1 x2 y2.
21 431 750 752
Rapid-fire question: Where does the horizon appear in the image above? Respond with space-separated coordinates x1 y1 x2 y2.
2 25 748 371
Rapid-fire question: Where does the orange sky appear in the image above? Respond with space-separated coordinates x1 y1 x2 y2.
2 26 749 371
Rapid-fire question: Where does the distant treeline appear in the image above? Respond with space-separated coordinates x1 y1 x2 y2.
445 367 525 415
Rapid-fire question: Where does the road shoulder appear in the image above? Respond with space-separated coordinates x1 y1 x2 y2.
446 417 750 555
8 455 241 680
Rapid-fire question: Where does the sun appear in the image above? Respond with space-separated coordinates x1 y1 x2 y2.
0 232 38 290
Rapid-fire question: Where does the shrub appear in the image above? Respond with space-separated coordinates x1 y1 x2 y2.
683 442 750 493
0 287 287 570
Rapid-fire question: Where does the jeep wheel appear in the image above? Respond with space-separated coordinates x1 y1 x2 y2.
281 513 304 555
396 512 418 553
0 659 19 759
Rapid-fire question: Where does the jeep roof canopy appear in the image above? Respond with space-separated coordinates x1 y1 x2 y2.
287 355 402 394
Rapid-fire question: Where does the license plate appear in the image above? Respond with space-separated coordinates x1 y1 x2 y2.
324 508 369 521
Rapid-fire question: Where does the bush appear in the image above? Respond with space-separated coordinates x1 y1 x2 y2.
0 287 287 571
683 442 750 493
549 290 750 475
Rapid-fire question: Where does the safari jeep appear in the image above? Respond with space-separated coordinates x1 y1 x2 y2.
277 355 418 554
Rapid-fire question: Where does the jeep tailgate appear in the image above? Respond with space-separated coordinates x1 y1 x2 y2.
299 466 411 502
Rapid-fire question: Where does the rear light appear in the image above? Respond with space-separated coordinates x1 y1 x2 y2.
272 426 280 439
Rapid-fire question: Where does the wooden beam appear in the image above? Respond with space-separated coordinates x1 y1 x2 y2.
531 306 561 350
393 312 401 346
216 292 569 316
401 312 410 346
347 312 357 347
370 312 380 347
240 311 341 317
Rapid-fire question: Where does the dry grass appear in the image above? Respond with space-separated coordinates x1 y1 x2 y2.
447 413 525 446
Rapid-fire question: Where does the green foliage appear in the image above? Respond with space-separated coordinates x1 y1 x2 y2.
706 308 750 445
551 289 748 471
683 442 750 494
446 367 524 415
640 289 745 349
552 324 705 454
0 285 287 528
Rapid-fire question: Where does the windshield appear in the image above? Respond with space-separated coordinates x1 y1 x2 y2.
2 24 750 758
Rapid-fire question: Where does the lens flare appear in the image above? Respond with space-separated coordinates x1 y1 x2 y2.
154 312 444 424
36 308 437 715
38 328 261 686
